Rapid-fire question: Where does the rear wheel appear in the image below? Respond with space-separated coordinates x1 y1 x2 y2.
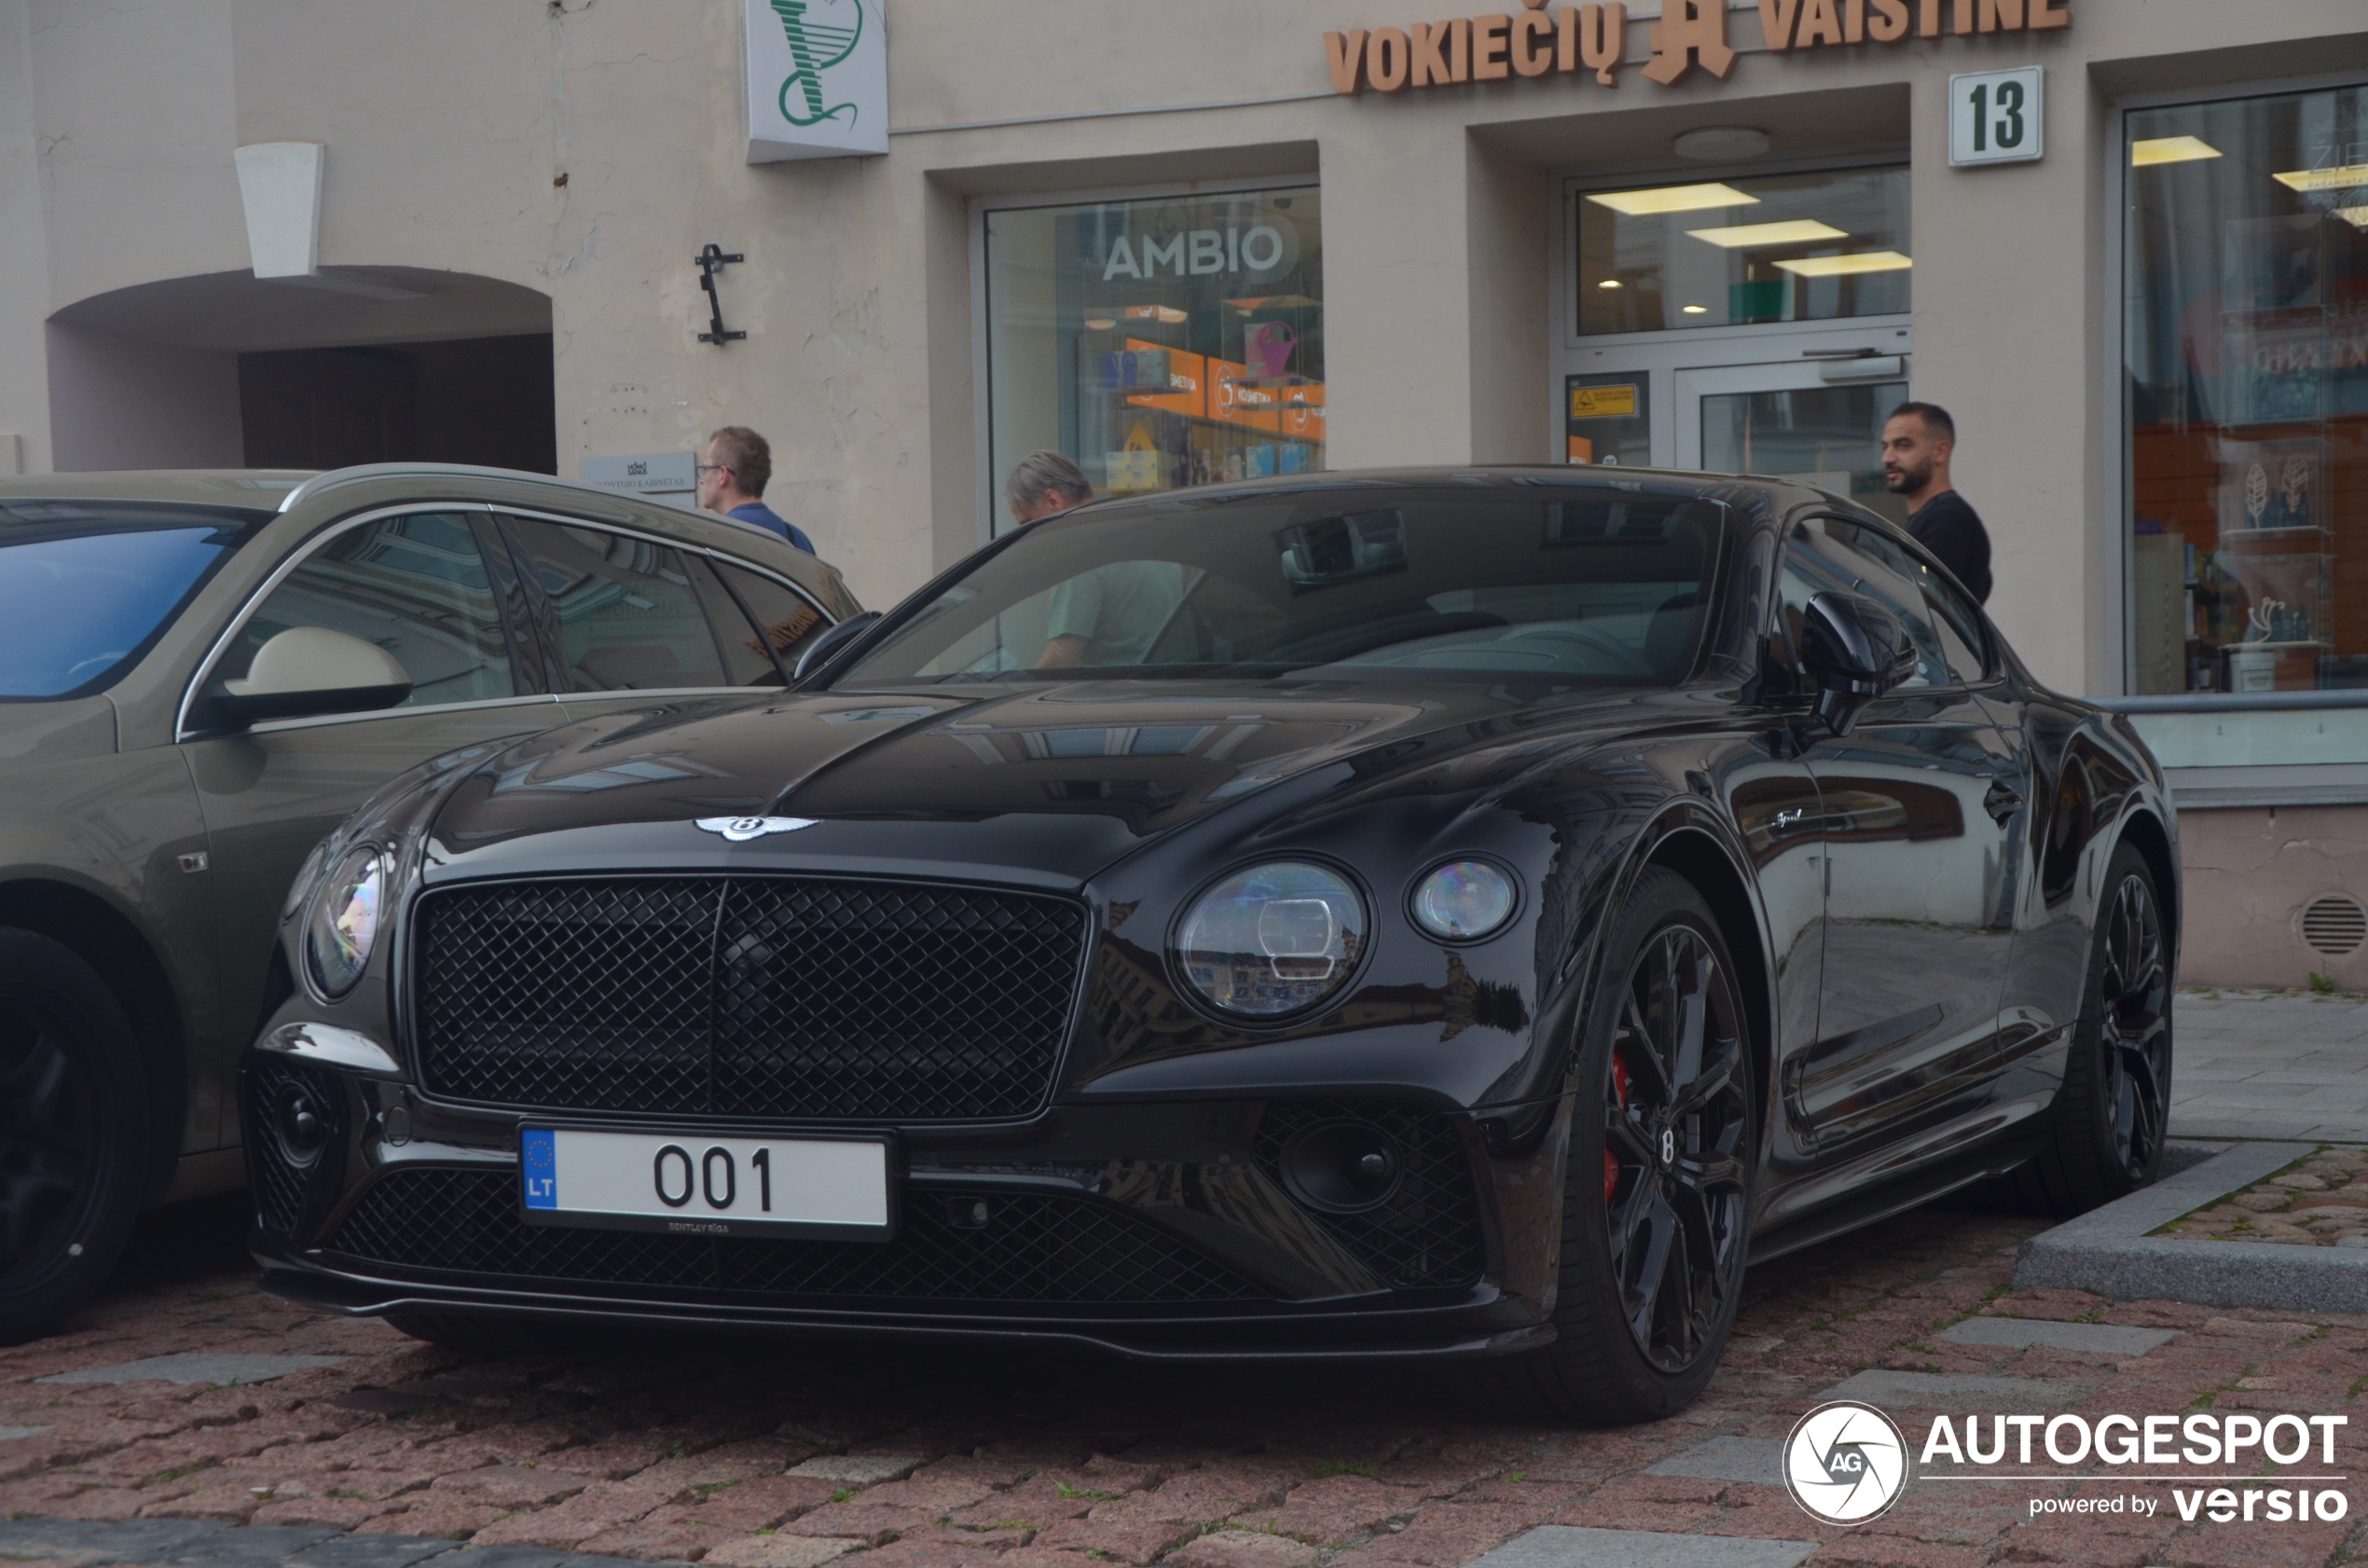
2015 842 2171 1214
1469 868 1755 1424
0 928 150 1345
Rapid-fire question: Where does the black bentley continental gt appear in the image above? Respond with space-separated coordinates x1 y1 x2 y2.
246 470 2177 1422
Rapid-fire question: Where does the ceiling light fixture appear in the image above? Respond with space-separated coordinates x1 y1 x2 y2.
2272 163 2368 193
1775 251 1914 277
2130 135 2222 167
1683 304 1709 314
1687 218 1849 249
1587 182 1758 216
1599 279 1623 289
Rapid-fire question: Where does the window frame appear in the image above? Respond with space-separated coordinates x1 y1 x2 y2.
971 171 1324 552
174 502 555 742
492 504 837 697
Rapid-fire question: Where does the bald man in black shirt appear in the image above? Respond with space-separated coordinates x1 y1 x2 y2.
1880 401 1992 603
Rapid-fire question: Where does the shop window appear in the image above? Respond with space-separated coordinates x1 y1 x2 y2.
2127 87 2368 694
1576 166 1909 336
984 186 1324 534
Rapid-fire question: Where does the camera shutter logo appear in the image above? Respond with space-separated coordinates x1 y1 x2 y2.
1784 1401 1912 1525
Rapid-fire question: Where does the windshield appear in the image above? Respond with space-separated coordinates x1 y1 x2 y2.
839 487 1722 686
0 502 268 699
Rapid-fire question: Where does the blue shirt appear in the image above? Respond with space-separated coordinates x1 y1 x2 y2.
728 502 816 556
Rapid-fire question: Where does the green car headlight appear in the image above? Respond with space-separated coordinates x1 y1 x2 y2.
305 847 386 998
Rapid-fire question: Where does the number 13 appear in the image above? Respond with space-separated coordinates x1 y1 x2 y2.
1970 80 2027 153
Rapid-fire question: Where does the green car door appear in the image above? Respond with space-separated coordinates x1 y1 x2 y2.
180 506 566 1135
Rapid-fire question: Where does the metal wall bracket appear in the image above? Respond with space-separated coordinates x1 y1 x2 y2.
695 244 748 345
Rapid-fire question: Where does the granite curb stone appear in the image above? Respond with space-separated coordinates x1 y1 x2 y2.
2013 1140 2368 1309
0 1520 680 1568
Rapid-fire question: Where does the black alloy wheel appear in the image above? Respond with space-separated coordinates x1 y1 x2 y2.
2017 842 2173 1214
1603 917 1753 1373
1469 867 1756 1424
0 928 149 1345
2098 864 2171 1180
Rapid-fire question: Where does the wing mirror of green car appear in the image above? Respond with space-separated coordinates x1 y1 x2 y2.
1799 590 1916 736
206 626 414 728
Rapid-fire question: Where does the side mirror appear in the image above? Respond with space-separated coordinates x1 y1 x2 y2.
209 626 413 727
1799 591 1915 736
792 611 883 684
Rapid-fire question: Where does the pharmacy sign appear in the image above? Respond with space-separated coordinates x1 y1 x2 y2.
745 0 887 162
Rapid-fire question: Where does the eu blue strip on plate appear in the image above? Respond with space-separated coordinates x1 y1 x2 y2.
521 1128 558 1210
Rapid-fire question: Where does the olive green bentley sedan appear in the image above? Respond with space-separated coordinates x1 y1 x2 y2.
0 465 860 1341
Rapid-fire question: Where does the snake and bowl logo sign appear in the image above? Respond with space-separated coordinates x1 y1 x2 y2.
1785 1401 1912 1525
743 0 888 162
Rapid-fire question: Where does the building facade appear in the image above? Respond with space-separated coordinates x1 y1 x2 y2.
2 0 2364 984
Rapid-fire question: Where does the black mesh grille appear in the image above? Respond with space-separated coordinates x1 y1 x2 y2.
412 877 1086 1121
244 1055 345 1239
326 1166 1266 1306
1255 1101 1485 1290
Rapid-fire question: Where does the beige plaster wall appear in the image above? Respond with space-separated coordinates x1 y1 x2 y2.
2178 806 2368 991
5 0 2368 632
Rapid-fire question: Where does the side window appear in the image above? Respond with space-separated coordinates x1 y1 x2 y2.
1825 520 1988 685
1775 520 1951 691
225 512 518 708
503 517 729 692
705 557 833 682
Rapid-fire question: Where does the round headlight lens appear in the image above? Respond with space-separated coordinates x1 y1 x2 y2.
283 836 333 921
1175 861 1366 1018
305 847 385 997
1411 860 1519 942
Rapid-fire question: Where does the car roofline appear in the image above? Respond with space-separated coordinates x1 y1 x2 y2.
275 461 709 519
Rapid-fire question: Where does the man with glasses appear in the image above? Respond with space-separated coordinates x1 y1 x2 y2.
697 427 816 555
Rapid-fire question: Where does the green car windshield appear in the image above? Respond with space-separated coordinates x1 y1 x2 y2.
0 502 268 699
838 488 1721 685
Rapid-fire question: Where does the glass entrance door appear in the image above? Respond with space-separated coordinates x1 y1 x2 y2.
1676 362 1910 525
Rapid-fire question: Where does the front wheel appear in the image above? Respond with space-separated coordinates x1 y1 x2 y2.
1469 868 1755 1424
0 928 151 1345
2015 842 2172 1214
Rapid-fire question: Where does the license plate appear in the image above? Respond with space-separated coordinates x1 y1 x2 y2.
519 1127 891 1239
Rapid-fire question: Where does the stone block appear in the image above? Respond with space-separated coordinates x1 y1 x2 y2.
35 1356 346 1388
1468 1524 1817 1568
780 1456 924 1488
1168 1528 1325 1568
702 1536 860 1568
1935 1318 2176 1355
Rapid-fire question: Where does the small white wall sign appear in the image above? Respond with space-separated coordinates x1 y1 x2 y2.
233 143 325 277
1949 67 2044 167
582 453 696 495
745 0 887 163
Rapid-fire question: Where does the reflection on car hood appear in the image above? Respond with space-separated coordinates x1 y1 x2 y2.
423 679 1670 883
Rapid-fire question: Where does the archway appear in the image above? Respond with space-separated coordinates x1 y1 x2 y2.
45 268 553 474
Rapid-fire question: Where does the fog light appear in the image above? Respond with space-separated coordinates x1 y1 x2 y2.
1278 1120 1402 1214
273 1084 328 1167
1411 860 1518 942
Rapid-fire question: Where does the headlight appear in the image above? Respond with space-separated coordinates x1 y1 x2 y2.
1411 860 1519 942
283 836 333 921
305 847 385 997
1175 861 1366 1018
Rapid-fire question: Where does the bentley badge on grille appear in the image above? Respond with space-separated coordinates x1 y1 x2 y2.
695 816 819 841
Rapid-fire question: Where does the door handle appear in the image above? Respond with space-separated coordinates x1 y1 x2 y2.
1983 780 2024 824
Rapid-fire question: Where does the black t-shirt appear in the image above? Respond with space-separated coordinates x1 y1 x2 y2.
1908 490 1992 604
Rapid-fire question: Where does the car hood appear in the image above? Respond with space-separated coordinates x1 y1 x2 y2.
420 679 1677 888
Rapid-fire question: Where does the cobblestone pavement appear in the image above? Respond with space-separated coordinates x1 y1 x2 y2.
2156 1145 2368 1246
9 1199 2368 1568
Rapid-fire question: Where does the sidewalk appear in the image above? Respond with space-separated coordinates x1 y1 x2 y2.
2172 989 2368 1143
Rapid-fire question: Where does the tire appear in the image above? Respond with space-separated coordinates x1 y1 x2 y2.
384 1311 551 1356
0 928 152 1346
2012 842 2172 1215
1467 867 1756 1424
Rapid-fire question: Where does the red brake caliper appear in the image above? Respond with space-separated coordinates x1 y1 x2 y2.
1604 1052 1631 1205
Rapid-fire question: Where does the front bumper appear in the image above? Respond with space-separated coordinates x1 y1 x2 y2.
243 1052 1566 1362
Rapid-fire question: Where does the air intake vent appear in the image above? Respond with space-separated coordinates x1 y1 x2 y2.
2301 896 2367 958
